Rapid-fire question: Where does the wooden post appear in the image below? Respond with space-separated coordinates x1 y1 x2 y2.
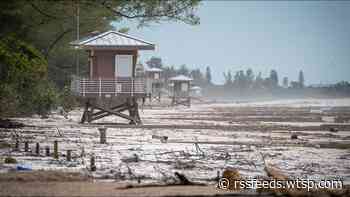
35 142 40 155
45 146 50 156
98 127 107 144
24 141 29 152
66 150 72 161
53 140 59 159
14 139 19 151
90 155 96 171
99 77 102 97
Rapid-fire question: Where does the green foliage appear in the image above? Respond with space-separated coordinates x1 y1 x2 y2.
4 157 17 164
33 81 59 116
298 70 305 88
59 85 79 112
0 35 58 117
205 66 212 85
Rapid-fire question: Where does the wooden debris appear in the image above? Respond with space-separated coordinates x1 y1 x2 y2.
24 141 29 152
53 140 58 159
121 154 139 163
151 135 168 143
329 127 339 133
222 168 241 190
45 146 50 156
98 127 107 144
35 143 40 155
291 133 298 140
174 172 192 185
90 155 96 171
14 140 19 151
66 150 72 162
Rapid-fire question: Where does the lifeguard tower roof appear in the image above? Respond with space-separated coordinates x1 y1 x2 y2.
169 75 193 82
145 66 163 72
70 30 155 50
191 86 201 90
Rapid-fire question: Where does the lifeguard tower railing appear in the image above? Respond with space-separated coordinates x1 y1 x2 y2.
71 76 146 98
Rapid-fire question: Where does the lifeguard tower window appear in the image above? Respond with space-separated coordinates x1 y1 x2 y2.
181 83 188 91
115 55 133 77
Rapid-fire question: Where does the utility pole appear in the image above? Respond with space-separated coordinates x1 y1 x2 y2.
76 0 80 76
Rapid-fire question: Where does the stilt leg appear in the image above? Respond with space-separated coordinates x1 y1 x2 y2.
81 100 90 123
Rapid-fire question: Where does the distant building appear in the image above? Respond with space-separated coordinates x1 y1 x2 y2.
190 86 202 97
169 75 193 107
144 65 164 102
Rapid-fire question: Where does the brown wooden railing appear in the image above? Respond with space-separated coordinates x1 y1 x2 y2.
71 76 146 97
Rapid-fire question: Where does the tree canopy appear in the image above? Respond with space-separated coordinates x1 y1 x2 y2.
0 0 201 117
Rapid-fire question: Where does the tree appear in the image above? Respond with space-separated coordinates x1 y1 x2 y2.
146 57 162 69
205 66 212 85
298 70 305 88
0 35 58 117
223 70 233 86
269 69 279 88
190 68 205 86
283 77 289 88
178 64 189 75
254 71 263 89
246 68 254 89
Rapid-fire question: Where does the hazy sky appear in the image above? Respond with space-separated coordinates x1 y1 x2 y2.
115 1 350 85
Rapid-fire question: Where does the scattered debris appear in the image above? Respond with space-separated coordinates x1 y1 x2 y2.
329 127 339 133
151 135 168 143
16 164 32 171
0 141 11 149
57 106 69 119
0 119 24 128
291 133 298 140
194 142 204 156
4 157 17 164
98 127 107 144
174 160 196 169
174 172 193 185
90 155 96 171
121 153 139 163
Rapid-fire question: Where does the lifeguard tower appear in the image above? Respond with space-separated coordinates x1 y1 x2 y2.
70 31 155 124
169 75 193 107
145 66 163 102
190 86 202 98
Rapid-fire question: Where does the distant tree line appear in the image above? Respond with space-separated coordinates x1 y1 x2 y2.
222 68 305 91
146 56 213 87
146 57 350 99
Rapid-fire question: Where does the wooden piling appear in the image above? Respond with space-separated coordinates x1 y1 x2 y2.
66 150 72 162
45 146 50 156
98 127 107 144
35 142 40 155
53 140 58 159
14 139 19 151
90 155 96 171
24 141 29 152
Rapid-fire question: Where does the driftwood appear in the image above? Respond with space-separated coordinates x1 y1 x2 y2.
262 160 348 197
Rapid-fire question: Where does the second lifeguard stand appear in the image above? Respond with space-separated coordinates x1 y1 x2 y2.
145 66 163 102
169 75 193 107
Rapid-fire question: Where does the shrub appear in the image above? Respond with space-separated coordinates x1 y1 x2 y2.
0 35 59 117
